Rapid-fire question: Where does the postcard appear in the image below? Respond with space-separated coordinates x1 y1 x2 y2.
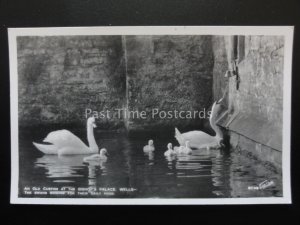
9 26 293 204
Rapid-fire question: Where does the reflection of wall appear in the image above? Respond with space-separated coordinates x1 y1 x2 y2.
228 152 282 197
18 36 126 128
124 36 214 130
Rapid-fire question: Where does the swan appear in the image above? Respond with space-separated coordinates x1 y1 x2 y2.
143 140 155 152
175 98 224 150
83 148 108 162
33 117 99 155
164 143 176 157
175 141 192 155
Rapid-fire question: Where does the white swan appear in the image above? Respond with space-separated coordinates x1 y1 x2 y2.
164 143 176 157
143 140 155 152
83 148 108 162
33 117 99 155
175 98 224 150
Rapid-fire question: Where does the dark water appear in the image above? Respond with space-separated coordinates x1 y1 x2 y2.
19 128 282 198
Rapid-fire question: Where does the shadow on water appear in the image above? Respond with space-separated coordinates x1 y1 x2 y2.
18 127 282 198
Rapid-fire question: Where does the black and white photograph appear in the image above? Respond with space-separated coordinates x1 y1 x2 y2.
9 26 293 204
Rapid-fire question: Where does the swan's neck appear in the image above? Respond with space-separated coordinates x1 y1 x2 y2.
209 107 223 140
87 124 98 152
211 122 223 140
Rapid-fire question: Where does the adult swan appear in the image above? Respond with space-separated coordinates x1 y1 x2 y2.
175 98 224 150
33 117 99 155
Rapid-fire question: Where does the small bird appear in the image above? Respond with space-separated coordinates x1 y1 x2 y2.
164 143 176 157
143 140 155 152
175 141 192 155
174 145 184 154
83 148 108 162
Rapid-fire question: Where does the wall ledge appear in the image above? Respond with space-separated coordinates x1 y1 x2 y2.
217 110 282 152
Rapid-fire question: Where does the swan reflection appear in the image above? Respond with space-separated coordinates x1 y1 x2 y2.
35 155 86 180
144 151 155 165
84 160 107 186
35 154 108 185
175 150 222 178
84 159 107 185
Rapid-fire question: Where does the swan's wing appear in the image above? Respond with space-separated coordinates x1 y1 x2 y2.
43 129 87 149
33 142 58 154
181 131 215 148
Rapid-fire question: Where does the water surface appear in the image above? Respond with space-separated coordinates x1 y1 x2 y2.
19 128 282 198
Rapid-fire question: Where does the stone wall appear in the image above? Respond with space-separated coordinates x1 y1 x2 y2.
18 34 283 147
211 35 284 168
228 36 284 151
124 35 214 130
229 36 284 128
212 36 229 102
17 36 126 128
17 36 213 130
18 35 214 130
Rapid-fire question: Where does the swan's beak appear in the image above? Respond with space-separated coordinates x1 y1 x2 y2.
219 140 225 148
217 97 224 104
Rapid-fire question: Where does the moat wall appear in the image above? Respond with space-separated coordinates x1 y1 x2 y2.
213 36 284 170
18 35 214 130
17 36 126 129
